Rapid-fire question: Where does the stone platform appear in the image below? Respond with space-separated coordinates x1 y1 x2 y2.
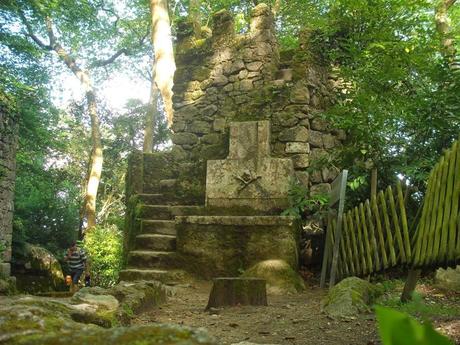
176 215 300 278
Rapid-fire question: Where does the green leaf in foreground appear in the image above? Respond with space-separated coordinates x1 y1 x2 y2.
375 306 453 345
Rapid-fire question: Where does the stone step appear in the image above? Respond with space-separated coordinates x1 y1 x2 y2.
119 268 170 283
139 205 205 219
170 205 206 217
138 193 167 205
138 205 172 219
119 268 187 284
128 250 178 268
135 234 176 251
159 179 177 192
141 220 176 235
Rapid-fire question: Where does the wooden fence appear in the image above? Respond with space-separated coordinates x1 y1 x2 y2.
322 136 460 285
411 139 460 268
323 182 411 281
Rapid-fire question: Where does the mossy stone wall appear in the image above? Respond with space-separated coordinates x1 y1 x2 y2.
0 92 18 278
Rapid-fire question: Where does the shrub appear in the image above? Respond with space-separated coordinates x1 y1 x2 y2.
83 225 123 287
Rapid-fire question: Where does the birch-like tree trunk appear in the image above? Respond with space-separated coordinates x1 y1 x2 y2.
143 65 160 153
189 0 201 38
150 0 176 127
435 0 457 65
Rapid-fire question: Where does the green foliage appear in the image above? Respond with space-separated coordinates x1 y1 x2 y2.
83 225 123 288
376 306 453 345
282 182 329 220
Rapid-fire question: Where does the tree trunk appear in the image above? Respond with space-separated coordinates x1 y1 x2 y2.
371 168 377 199
143 65 160 153
435 0 457 65
401 269 421 303
150 0 176 127
206 277 267 309
272 0 282 15
84 90 103 230
189 0 201 38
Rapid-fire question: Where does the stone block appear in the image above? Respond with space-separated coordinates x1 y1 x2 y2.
311 118 329 131
308 130 324 148
238 69 249 79
189 120 211 134
171 121 186 132
246 61 263 71
278 126 309 142
273 112 299 127
322 167 339 182
0 263 10 278
290 83 310 104
212 74 229 86
202 104 218 117
171 133 199 145
176 215 300 278
240 80 254 91
213 118 226 132
295 171 310 187
285 142 310 154
291 154 309 169
310 183 331 195
310 148 328 162
228 121 270 159
323 134 336 149
201 133 221 145
310 170 323 184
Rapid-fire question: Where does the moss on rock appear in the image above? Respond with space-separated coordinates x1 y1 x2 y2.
321 277 384 318
242 259 305 295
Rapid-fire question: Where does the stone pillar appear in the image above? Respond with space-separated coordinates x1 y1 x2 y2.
0 93 18 278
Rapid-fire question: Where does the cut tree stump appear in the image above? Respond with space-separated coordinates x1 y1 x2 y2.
206 277 267 309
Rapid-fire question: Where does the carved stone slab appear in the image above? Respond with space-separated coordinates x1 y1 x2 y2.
206 121 294 213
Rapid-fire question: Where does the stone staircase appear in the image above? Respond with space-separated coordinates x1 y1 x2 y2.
119 180 203 283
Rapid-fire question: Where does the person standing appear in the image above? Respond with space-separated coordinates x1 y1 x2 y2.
64 241 87 293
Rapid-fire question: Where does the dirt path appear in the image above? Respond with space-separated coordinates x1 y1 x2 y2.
132 281 379 345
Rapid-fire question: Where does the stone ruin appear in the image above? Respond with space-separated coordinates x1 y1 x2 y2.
121 3 345 282
0 92 18 279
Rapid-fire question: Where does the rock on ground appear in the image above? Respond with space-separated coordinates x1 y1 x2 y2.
13 243 66 293
321 277 383 318
0 281 216 345
241 260 305 294
435 266 460 292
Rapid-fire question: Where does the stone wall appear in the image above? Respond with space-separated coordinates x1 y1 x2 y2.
169 3 345 199
0 92 18 278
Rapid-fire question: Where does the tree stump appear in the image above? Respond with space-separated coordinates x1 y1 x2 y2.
206 277 267 309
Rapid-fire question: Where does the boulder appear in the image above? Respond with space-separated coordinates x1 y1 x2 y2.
0 276 16 295
242 260 305 295
0 295 216 345
71 281 167 325
321 277 383 318
14 243 65 293
435 266 460 292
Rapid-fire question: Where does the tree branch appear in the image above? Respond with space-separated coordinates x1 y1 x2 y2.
88 26 150 69
18 10 52 50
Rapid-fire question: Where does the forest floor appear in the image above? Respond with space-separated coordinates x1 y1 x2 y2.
132 278 460 345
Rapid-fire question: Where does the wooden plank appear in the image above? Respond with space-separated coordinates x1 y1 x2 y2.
425 160 444 266
320 215 333 288
440 148 455 263
396 181 411 260
354 207 368 275
413 167 437 266
387 186 407 263
379 190 397 266
335 218 350 278
365 200 381 271
347 212 361 275
329 170 348 287
432 157 449 262
371 195 389 269
450 141 460 260
342 214 356 275
359 203 374 273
